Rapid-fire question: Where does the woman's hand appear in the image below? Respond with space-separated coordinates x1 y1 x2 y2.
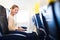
17 27 26 32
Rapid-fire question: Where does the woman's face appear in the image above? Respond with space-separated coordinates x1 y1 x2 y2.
11 7 19 15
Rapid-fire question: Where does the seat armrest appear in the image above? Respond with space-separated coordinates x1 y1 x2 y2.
3 31 27 37
4 33 26 37
3 33 27 40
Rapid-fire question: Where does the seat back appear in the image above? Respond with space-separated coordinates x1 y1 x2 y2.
32 13 46 40
42 2 60 40
0 5 9 35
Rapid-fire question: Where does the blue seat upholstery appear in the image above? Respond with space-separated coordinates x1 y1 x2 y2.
41 2 60 40
32 13 46 40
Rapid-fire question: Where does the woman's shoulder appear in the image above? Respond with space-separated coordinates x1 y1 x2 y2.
8 14 14 20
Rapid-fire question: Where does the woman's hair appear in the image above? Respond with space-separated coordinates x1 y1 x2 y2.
10 5 19 9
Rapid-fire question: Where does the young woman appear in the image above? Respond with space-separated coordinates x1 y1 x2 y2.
8 5 25 32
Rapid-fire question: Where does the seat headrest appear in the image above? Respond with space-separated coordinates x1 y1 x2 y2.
0 5 6 17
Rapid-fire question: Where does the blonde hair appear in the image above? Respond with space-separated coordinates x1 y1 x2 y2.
10 5 19 9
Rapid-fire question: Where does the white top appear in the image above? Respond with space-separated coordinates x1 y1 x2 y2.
8 14 18 31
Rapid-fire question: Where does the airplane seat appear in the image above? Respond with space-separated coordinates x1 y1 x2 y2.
41 2 60 40
32 13 47 40
0 5 9 35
